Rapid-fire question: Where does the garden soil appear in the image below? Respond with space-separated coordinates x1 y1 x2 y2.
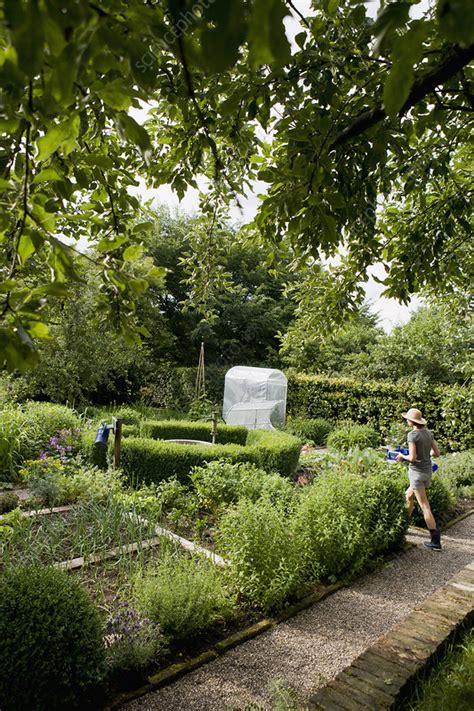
124 516 474 711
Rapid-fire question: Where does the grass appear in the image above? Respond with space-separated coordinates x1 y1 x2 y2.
400 626 474 711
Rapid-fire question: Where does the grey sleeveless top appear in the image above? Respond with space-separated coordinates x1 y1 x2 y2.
407 428 433 477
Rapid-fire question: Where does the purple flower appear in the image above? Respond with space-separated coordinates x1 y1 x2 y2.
39 452 49 460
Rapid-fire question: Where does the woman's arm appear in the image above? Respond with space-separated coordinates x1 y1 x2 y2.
396 441 417 463
431 439 440 457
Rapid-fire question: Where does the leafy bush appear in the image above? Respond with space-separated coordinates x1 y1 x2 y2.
190 459 295 513
0 403 81 481
327 422 380 452
300 447 390 480
217 497 302 613
285 417 333 445
20 458 66 507
293 471 408 581
134 549 234 640
19 457 123 507
0 491 19 514
0 566 105 710
436 450 474 497
106 603 165 673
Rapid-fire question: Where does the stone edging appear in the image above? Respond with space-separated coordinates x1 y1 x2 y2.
308 560 474 710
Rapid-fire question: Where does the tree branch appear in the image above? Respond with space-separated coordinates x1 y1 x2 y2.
331 43 474 150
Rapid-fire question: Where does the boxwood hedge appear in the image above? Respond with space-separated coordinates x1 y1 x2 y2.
140 419 248 445
119 424 301 484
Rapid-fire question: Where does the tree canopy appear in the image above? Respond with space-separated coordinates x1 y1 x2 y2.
1 0 473 371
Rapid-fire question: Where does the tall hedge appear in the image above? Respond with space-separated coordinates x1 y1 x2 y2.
286 372 472 452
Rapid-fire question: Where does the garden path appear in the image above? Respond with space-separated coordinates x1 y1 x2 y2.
125 515 474 711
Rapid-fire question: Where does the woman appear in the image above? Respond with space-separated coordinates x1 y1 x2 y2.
396 408 441 551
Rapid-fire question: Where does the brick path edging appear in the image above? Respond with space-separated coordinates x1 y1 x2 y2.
308 560 474 710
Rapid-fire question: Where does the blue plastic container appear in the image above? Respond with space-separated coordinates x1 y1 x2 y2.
387 448 438 471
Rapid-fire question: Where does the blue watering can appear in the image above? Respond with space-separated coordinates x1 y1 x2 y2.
95 422 111 447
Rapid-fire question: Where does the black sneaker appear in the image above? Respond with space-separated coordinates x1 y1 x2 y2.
424 540 442 551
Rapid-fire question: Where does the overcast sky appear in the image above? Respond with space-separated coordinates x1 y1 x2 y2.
129 0 429 331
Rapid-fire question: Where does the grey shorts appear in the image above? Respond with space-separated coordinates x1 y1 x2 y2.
409 471 432 490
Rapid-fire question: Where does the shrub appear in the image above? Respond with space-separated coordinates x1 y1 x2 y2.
0 491 19 514
293 471 408 581
285 417 333 445
0 566 105 711
20 458 65 507
105 603 165 673
436 450 474 494
217 497 302 613
0 403 81 481
134 549 234 639
190 459 295 513
120 437 251 485
326 422 379 452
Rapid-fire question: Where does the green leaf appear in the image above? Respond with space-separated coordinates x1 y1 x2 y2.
32 168 63 184
248 0 291 67
37 115 80 161
18 231 43 264
26 321 50 339
97 80 135 111
201 0 246 72
49 43 78 107
97 235 128 252
48 238 78 283
0 280 16 294
115 113 151 154
123 244 144 261
12 0 45 77
383 22 430 120
372 1 411 56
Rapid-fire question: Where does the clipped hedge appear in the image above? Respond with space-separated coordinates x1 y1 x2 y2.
119 425 301 484
246 429 301 477
286 372 472 452
141 419 248 446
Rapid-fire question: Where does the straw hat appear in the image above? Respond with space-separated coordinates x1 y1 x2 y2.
402 408 427 425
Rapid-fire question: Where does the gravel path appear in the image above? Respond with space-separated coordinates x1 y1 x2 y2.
125 515 474 711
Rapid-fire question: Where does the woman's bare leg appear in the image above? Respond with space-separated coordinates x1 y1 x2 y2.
406 486 415 517
414 487 437 530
